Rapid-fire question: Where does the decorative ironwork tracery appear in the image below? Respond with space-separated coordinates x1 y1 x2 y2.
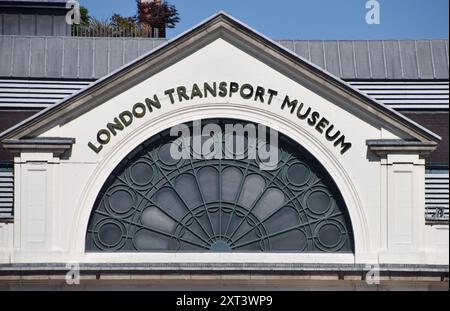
86 119 354 252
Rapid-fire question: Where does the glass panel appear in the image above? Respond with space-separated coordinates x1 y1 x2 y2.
153 188 187 220
221 167 242 202
134 229 173 250
238 175 265 209
198 167 219 202
98 222 123 246
287 163 310 186
253 188 285 219
306 189 332 215
175 174 203 208
86 119 354 253
129 161 154 186
263 206 299 233
141 206 176 233
270 230 307 251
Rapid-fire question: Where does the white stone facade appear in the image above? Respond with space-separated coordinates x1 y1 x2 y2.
0 14 447 273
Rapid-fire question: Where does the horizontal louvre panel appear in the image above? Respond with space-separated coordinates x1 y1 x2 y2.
0 79 92 109
348 81 449 111
1 78 447 111
425 172 449 222
0 166 13 219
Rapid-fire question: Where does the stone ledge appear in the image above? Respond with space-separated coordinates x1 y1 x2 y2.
0 273 447 284
0 263 448 273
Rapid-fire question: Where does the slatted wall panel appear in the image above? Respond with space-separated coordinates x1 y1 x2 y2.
425 172 449 222
0 79 92 109
348 81 449 110
1 79 448 111
0 164 13 219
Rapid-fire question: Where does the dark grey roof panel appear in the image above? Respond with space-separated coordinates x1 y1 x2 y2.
29 37 45 77
52 15 67 36
78 39 94 79
323 41 340 77
109 39 125 73
353 41 370 79
0 36 448 80
46 37 63 78
339 41 356 79
12 37 29 77
399 40 419 79
384 41 403 79
309 41 325 71
294 40 309 60
124 40 140 64
432 40 449 79
62 37 78 77
278 39 449 80
3 15 19 35
0 37 13 76
368 41 387 79
277 40 294 53
93 39 109 78
139 39 156 56
416 40 436 79
36 15 52 36
20 14 35 35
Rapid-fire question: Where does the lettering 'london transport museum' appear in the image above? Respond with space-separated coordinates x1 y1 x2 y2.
0 3 448 290
88 81 352 155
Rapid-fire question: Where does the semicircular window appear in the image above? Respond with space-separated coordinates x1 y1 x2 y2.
86 119 354 253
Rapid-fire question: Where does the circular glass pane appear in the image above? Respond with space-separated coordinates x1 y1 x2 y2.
130 161 154 186
98 222 123 247
86 119 353 253
287 163 310 186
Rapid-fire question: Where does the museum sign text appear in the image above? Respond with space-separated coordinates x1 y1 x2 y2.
88 81 352 155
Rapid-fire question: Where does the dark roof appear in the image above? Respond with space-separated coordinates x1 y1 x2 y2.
278 40 449 80
0 0 68 13
0 36 448 80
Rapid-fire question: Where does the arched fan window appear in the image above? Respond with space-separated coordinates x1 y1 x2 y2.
86 119 354 252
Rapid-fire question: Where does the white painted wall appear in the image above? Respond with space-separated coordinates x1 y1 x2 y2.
0 38 448 266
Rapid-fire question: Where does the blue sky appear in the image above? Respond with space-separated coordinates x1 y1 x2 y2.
78 0 449 39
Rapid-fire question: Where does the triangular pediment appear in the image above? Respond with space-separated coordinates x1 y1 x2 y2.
0 12 439 148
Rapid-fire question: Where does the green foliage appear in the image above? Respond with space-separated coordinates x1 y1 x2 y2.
111 14 138 31
72 1 180 37
80 6 90 26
